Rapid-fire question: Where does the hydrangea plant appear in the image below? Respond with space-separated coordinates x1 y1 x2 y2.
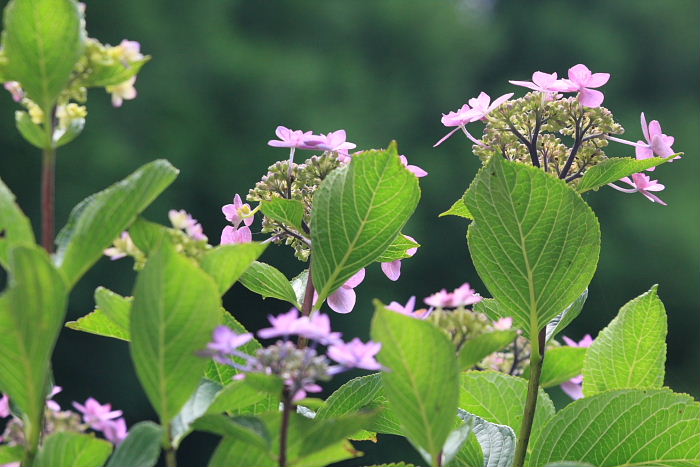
0 1 697 467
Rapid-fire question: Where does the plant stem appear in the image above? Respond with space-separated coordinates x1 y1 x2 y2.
22 417 41 467
165 448 177 467
513 328 546 467
279 390 292 467
41 147 56 253
297 263 316 348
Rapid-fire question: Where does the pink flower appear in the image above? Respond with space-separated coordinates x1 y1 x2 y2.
258 308 302 339
381 235 419 281
102 417 128 445
326 269 365 314
509 71 560 94
0 394 10 418
169 209 207 241
290 381 323 402
107 76 137 107
386 296 430 319
493 317 513 331
306 129 356 154
46 386 62 412
424 288 453 308
560 334 594 400
222 194 255 228
635 113 677 169
554 64 610 108
434 104 475 147
208 326 253 355
562 334 594 348
328 338 382 371
4 81 24 102
220 225 252 244
294 312 343 345
608 173 667 206
118 39 143 62
399 155 427 177
425 283 482 308
72 398 123 431
267 125 316 149
465 92 514 121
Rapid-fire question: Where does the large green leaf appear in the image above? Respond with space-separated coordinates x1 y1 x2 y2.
0 177 35 267
458 330 517 371
0 246 67 428
311 143 420 304
130 243 221 425
458 409 515 467
172 379 222 447
371 305 459 465
576 156 674 194
2 0 84 111
55 160 179 288
459 371 555 441
464 157 600 338
106 422 162 467
207 375 278 415
0 445 23 464
582 286 666 396
537 346 586 388
34 432 112 467
65 286 131 341
530 389 700 467
200 243 267 295
239 261 300 307
195 414 271 451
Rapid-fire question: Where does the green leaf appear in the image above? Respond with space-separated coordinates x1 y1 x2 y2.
464 157 600 338
200 243 268 295
239 261 300 307
35 432 113 467
54 116 85 148
544 289 588 343
207 377 273 414
311 143 420 304
128 217 168 256
371 305 459 465
65 308 129 341
375 234 420 263
297 412 379 458
106 421 162 467
458 330 517 371
15 110 49 148
172 379 222 447
576 156 675 194
458 409 516 467
130 244 221 425
290 269 310 307
0 246 67 427
0 177 35 267
83 56 150 88
536 346 586 388
205 311 262 385
55 160 179 288
459 371 555 440
582 285 667 396
316 373 402 437
261 198 306 233
440 418 475 466
194 414 271 451
2 0 84 111
208 436 275 467
439 190 473 219
0 445 24 464
530 389 700 467
94 287 131 331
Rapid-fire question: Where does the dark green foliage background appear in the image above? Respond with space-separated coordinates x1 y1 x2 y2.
0 0 697 465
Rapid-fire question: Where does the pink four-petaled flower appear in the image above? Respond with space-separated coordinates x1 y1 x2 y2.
328 338 382 371
608 173 667 206
635 113 677 169
72 398 124 431
268 126 316 149
554 64 610 108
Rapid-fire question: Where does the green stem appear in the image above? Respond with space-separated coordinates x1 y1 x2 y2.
165 447 177 467
297 262 315 349
513 329 546 467
22 417 41 467
41 108 56 253
162 422 177 467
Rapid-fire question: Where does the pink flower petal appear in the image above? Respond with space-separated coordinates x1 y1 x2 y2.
578 88 605 108
586 72 610 88
344 268 366 288
328 287 356 314
381 260 401 281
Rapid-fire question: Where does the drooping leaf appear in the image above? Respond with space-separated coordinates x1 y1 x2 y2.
530 389 700 467
440 190 473 219
459 371 555 441
311 143 420 304
582 285 667 396
544 289 588 343
0 177 35 267
576 156 675 194
464 156 600 338
458 409 516 467
2 0 84 110
65 308 129 341
239 261 300 307
106 421 162 467
130 243 221 424
371 305 459 465
15 110 49 148
171 379 222 447
34 432 112 467
260 198 306 233
200 243 267 295
458 330 517 371
375 234 420 263
536 346 586 388
55 159 179 288
0 246 67 428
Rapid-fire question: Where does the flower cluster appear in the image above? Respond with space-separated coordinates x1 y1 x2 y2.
435 64 679 205
0 388 128 452
220 194 256 244
203 308 381 401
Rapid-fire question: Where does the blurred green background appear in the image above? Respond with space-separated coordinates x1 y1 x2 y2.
0 0 697 465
